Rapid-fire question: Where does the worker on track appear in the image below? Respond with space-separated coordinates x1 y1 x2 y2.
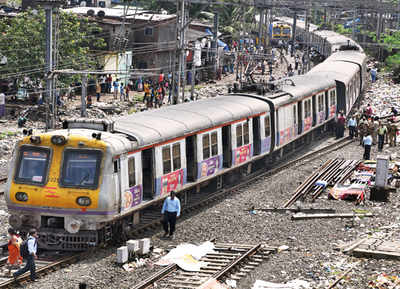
363 133 373 160
161 191 181 240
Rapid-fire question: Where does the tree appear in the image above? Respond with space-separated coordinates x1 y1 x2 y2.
0 9 106 87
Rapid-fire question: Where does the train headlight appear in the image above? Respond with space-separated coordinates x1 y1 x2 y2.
15 192 28 202
51 135 67 146
76 197 91 206
30 136 41 144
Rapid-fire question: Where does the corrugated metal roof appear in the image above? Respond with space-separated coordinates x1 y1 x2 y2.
114 95 269 147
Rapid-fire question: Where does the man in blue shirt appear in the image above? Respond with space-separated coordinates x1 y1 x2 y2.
161 191 181 239
14 228 38 282
363 133 373 160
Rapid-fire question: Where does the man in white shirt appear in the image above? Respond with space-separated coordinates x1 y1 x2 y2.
161 191 181 239
14 228 38 282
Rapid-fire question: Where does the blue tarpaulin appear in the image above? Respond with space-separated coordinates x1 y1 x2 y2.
205 29 229 50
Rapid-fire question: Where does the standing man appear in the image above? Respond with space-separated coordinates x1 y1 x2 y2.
370 67 377 83
363 133 373 160
161 191 181 239
96 81 101 102
347 115 357 139
377 122 387 152
113 79 119 99
13 228 38 282
388 120 398 147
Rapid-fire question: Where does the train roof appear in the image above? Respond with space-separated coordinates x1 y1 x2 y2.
267 74 335 107
314 30 363 52
308 61 359 85
114 95 269 147
324 50 367 67
43 129 136 155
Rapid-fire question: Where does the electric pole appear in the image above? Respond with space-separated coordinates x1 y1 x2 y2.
81 74 87 117
212 13 219 78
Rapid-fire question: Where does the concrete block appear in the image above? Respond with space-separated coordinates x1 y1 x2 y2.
126 240 139 253
117 246 128 264
139 238 151 255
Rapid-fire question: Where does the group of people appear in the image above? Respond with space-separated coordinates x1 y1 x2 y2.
338 104 399 160
6 228 38 282
143 72 173 108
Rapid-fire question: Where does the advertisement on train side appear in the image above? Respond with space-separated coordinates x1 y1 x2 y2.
160 169 184 197
198 155 223 179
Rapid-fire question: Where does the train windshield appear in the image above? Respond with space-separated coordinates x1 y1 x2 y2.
15 146 50 185
60 149 102 189
273 27 281 35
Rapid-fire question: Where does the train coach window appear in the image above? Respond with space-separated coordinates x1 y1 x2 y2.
202 134 210 160
236 124 243 147
162 146 171 174
264 116 271 137
128 157 136 187
211 132 218 156
61 149 102 189
172 143 181 171
304 100 311 118
318 94 324 112
243 122 249 145
15 146 50 185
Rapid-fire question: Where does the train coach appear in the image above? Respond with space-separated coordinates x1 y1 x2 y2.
5 28 367 252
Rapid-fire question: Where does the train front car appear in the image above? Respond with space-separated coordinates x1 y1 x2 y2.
5 128 132 251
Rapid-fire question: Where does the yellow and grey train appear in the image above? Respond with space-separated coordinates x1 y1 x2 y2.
5 28 366 251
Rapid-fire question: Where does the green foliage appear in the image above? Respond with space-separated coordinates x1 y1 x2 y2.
334 24 351 35
0 9 106 86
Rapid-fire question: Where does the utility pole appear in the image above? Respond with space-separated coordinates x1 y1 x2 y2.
176 0 186 103
352 8 356 40
190 62 195 100
45 6 53 130
212 13 219 79
305 0 311 73
181 2 186 103
258 9 264 48
81 74 87 117
292 10 297 47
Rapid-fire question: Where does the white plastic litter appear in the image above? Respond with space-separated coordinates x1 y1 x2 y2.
251 279 311 289
155 241 215 271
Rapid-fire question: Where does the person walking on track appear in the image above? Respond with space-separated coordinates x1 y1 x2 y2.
161 191 181 239
363 133 373 160
13 228 38 282
7 228 22 276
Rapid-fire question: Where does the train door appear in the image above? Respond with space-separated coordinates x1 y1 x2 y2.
292 105 297 138
113 158 121 205
120 153 143 211
222 125 231 168
312 95 316 126
336 81 346 115
325 91 329 120
252 116 261 155
297 101 302 135
185 135 197 182
141 148 154 200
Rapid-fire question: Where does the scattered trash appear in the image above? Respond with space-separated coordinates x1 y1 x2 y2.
155 241 215 271
251 279 310 289
368 273 400 288
225 279 237 288
291 212 373 220
277 245 289 253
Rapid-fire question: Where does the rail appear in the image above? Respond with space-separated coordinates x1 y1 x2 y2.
132 243 273 289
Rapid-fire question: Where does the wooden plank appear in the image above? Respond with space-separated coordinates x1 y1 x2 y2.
292 212 374 220
352 248 400 258
342 238 368 253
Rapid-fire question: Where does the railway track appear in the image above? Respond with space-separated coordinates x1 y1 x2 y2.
0 251 89 288
0 178 6 196
133 243 277 289
0 136 353 287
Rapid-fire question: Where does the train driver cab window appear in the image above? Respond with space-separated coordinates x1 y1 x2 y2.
128 157 136 187
15 146 50 185
264 116 271 137
61 149 102 189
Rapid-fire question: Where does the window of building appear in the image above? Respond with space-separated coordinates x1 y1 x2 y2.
172 143 181 171
236 124 243 147
128 157 135 187
162 146 171 174
211 132 218 156
264 115 271 137
203 134 210 160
